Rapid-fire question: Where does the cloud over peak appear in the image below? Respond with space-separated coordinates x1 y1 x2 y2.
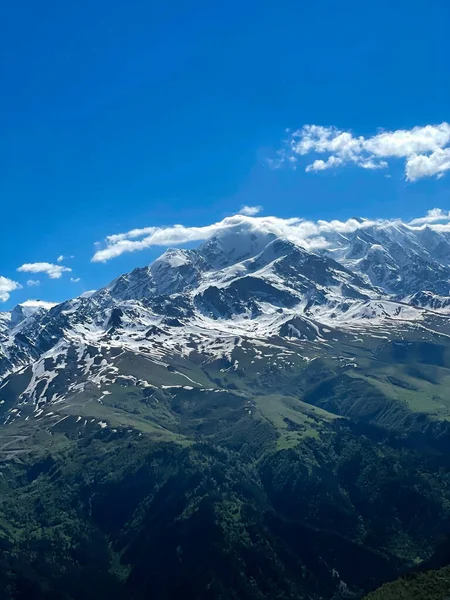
91 208 450 263
409 208 450 225
274 122 450 181
20 299 57 310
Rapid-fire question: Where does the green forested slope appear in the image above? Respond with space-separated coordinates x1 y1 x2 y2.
2 416 450 600
365 566 450 599
2 336 450 599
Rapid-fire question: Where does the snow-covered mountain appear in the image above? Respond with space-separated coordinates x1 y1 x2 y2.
1 220 450 428
406 291 450 312
2 222 450 371
321 222 450 296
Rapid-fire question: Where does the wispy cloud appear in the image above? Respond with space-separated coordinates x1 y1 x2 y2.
92 221 251 262
17 262 72 279
57 254 74 263
91 208 450 262
238 205 263 216
273 122 450 181
0 276 21 302
26 279 40 287
70 277 81 283
409 208 450 226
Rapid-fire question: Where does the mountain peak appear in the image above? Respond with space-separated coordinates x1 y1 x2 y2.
198 226 277 268
151 248 192 269
9 299 56 328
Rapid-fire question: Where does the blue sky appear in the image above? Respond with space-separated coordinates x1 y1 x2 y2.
1 0 449 308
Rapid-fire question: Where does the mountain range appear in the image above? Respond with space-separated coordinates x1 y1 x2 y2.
2 219 450 599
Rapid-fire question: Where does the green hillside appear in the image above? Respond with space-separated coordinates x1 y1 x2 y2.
365 566 450 600
2 333 450 598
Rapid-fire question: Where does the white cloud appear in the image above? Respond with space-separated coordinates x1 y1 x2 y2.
406 148 450 182
276 122 450 181
305 156 343 172
91 208 450 263
20 299 57 310
17 262 72 279
359 159 388 170
26 279 40 287
238 205 263 216
70 277 81 283
92 222 239 262
409 208 450 225
57 254 74 262
364 123 450 157
0 276 21 302
91 215 332 262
